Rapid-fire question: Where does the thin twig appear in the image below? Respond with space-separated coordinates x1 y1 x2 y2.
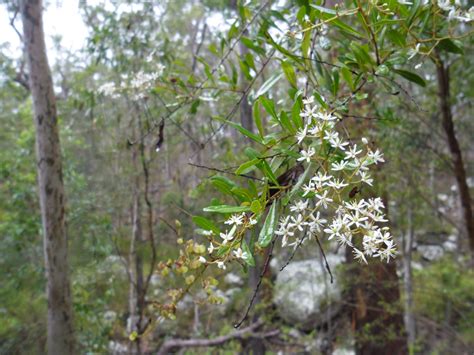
279 231 308 272
188 162 263 181
314 234 334 284
234 238 275 328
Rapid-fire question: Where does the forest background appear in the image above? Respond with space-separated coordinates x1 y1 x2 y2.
0 0 473 354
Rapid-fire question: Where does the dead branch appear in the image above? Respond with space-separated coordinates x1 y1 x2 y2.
156 320 278 355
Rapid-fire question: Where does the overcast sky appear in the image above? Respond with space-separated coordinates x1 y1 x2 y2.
0 1 91 62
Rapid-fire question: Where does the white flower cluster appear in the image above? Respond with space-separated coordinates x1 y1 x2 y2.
97 63 165 101
274 95 396 263
437 0 473 22
200 212 257 269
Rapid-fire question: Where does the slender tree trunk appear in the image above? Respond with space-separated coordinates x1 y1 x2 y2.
346 194 406 355
403 204 416 352
20 1 75 353
436 58 474 259
128 148 144 355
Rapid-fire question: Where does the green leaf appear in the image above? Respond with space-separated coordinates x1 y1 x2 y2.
386 29 406 47
212 116 264 145
260 96 278 121
241 37 266 55
393 69 426 87
236 158 260 175
257 200 279 247
256 72 283 97
279 111 295 134
253 99 264 137
341 67 354 90
250 200 261 214
437 39 463 55
281 61 297 87
288 163 312 200
203 205 251 213
241 240 255 266
192 216 219 233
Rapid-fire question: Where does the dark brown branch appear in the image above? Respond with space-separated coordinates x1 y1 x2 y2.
156 321 276 355
314 234 334 284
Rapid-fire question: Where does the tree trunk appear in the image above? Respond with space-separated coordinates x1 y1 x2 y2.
402 204 416 352
20 1 75 354
128 147 144 355
435 58 474 259
346 194 406 355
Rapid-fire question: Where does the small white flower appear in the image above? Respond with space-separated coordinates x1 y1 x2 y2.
249 217 258 225
199 256 207 263
408 43 421 60
331 160 349 171
307 211 327 233
327 178 349 190
289 214 305 231
217 261 226 270
202 230 214 236
296 126 308 144
329 136 349 151
315 190 333 209
359 171 374 186
353 247 368 264
336 232 353 247
233 247 248 260
297 147 316 163
324 130 339 142
312 172 332 183
225 213 244 226
367 149 385 164
208 243 215 254
302 96 315 105
302 182 315 196
317 111 337 121
308 123 322 136
290 200 309 212
324 219 342 240
220 230 235 245
345 144 362 160
361 137 369 145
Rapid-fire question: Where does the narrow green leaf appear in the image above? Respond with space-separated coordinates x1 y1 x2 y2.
386 29 406 47
241 37 266 55
393 69 426 87
281 61 297 87
192 216 219 233
213 116 264 144
257 200 279 247
341 67 354 90
256 72 283 97
253 99 264 137
203 205 251 213
437 39 463 54
235 158 260 175
242 240 255 266
260 97 278 121
250 200 261 214
259 160 279 186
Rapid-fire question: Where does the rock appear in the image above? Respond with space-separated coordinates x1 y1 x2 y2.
273 255 344 330
224 272 243 286
417 244 444 261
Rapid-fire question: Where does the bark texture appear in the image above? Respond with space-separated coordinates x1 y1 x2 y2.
20 0 75 353
436 58 474 258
